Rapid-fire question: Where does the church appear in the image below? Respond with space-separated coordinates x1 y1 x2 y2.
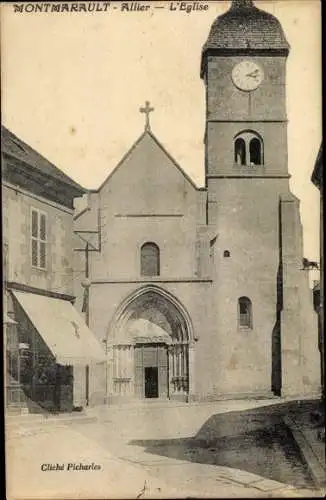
73 0 320 404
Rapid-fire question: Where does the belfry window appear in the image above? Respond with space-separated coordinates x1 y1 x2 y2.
141 242 160 276
249 138 262 165
238 297 253 329
234 138 246 165
234 132 263 166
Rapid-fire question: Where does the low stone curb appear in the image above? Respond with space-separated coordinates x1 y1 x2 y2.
283 416 326 487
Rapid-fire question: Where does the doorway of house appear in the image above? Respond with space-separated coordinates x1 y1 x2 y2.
144 367 158 398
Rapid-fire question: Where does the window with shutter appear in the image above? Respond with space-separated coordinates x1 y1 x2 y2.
31 209 47 270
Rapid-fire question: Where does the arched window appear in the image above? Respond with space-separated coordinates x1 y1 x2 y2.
234 138 246 165
234 132 263 166
249 138 262 165
238 297 253 329
141 243 160 276
223 250 230 258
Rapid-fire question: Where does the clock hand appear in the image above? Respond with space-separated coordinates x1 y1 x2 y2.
246 70 259 78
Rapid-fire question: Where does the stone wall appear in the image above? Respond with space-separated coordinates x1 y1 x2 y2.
3 182 74 297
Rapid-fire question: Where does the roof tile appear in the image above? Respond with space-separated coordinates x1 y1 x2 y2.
201 2 289 76
2 126 85 193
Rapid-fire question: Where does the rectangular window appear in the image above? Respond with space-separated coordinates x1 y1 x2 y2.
31 209 47 269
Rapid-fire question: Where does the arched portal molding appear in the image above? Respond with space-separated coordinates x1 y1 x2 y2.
108 284 195 344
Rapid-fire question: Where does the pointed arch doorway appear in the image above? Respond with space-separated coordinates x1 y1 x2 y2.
108 286 194 402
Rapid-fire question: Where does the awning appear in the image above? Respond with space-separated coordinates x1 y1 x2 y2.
12 291 106 365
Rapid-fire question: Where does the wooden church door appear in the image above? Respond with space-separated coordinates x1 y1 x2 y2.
134 344 168 399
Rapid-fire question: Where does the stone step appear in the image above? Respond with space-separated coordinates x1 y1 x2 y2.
6 405 29 416
5 411 98 430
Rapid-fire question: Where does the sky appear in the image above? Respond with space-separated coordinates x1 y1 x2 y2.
1 0 322 263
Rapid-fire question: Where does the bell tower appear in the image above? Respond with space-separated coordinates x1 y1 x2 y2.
201 0 290 182
200 0 320 399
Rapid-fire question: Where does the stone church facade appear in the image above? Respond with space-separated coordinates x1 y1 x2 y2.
73 0 320 404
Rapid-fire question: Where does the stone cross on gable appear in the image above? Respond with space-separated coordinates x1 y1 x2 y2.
139 101 154 132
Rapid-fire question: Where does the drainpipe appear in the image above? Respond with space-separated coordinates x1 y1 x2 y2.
103 338 109 405
81 242 91 407
320 185 324 401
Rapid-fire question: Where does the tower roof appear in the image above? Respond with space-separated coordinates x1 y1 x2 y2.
201 0 290 77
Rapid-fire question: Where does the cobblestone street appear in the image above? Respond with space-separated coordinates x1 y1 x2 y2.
6 399 326 498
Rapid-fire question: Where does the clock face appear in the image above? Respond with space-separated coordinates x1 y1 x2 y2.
232 60 264 92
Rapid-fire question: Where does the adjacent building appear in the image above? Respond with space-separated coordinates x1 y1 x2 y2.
73 0 320 403
2 126 105 413
311 144 323 398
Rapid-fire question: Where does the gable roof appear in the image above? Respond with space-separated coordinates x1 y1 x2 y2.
1 126 85 193
92 130 200 193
